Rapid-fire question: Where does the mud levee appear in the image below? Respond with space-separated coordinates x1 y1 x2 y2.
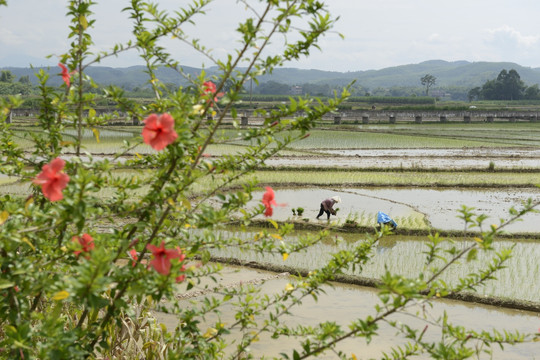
246 219 540 240
210 255 540 313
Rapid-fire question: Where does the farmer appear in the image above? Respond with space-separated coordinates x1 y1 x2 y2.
316 196 341 220
377 211 398 229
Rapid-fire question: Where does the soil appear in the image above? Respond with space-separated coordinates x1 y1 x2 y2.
154 264 540 359
265 147 540 170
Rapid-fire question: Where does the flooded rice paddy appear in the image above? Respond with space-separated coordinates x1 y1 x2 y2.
266 147 540 170
155 265 540 359
247 187 540 233
209 230 540 302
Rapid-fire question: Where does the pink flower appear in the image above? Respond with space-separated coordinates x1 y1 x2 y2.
33 158 70 202
261 187 287 217
262 187 277 217
58 63 75 87
128 248 138 267
73 233 95 257
142 113 178 151
146 241 185 275
202 81 224 103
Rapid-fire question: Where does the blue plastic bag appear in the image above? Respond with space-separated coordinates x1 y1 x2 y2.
377 211 397 228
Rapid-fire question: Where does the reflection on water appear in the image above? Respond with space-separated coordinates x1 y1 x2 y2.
155 266 540 359
247 187 540 233
209 230 540 302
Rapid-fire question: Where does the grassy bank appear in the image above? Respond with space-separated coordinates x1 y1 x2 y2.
251 170 540 188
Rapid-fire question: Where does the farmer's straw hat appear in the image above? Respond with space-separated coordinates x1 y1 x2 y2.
331 196 342 203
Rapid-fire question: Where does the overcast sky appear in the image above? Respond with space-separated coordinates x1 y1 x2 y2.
2 0 540 71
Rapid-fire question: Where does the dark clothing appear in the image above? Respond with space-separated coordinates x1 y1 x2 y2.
316 198 337 219
317 204 331 219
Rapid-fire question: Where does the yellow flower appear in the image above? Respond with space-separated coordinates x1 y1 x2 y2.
192 104 204 115
0 210 8 225
203 327 218 338
282 253 289 261
285 283 294 292
52 290 70 301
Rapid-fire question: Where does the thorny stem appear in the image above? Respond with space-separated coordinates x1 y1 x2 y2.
90 155 180 348
76 7 84 157
190 1 275 136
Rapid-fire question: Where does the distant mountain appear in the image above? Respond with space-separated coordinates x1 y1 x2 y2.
253 60 540 88
256 60 540 88
3 60 540 90
1 65 203 89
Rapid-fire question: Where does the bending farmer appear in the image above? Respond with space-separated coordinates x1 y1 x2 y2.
316 196 341 220
377 211 398 229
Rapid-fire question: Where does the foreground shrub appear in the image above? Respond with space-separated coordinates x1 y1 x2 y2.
0 1 538 359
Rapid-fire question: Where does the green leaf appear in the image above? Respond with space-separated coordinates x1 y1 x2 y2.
268 219 279 229
79 15 89 30
467 248 478 262
0 279 15 289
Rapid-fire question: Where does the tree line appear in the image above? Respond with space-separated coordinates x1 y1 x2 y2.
468 69 540 101
0 70 33 95
3 67 540 102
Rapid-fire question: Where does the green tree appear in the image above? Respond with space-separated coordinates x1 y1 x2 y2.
524 83 540 99
477 69 526 100
497 69 525 100
0 82 33 95
18 75 30 84
0 70 14 83
420 74 436 96
468 86 481 102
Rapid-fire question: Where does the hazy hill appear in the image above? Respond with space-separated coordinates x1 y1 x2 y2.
245 60 540 88
269 60 540 88
3 60 540 90
2 65 202 89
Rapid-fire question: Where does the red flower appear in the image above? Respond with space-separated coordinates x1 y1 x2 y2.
146 241 185 275
33 158 70 202
58 63 75 87
128 248 138 267
262 187 277 217
202 81 224 103
73 233 95 257
175 265 187 283
142 113 178 151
